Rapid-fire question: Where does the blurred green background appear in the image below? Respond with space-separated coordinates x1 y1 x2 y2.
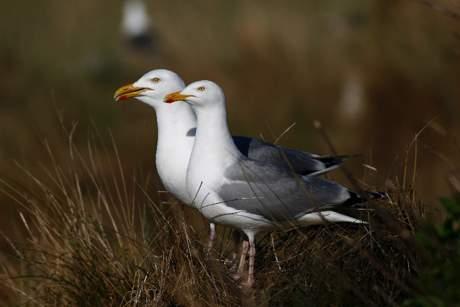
1 0 460 250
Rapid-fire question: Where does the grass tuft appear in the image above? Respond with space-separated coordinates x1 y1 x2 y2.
0 134 426 306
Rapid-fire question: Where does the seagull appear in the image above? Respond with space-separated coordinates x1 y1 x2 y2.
121 0 156 52
164 80 385 287
113 70 353 250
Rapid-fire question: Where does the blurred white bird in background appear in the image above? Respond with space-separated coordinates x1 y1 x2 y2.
121 0 157 53
339 70 365 122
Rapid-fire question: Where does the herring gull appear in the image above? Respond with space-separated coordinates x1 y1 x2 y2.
164 80 385 286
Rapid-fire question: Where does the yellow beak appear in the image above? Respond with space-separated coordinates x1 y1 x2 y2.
113 84 148 102
164 91 193 103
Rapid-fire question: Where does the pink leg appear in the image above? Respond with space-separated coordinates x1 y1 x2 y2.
232 240 249 280
207 223 216 252
245 239 256 287
237 241 249 274
241 231 256 288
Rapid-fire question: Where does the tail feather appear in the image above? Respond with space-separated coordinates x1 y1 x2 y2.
297 210 367 226
304 164 340 177
303 154 360 177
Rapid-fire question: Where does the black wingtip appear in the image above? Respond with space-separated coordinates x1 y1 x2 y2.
343 190 387 207
367 191 388 201
317 154 362 168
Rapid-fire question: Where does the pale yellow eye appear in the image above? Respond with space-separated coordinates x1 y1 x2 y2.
151 77 161 83
197 86 205 92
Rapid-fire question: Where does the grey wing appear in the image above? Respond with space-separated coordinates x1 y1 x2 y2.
232 136 348 176
219 158 352 222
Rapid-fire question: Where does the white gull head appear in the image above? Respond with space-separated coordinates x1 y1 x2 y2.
165 80 225 110
114 69 185 109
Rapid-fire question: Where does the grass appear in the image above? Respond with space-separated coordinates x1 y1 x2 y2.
0 130 427 306
0 136 239 306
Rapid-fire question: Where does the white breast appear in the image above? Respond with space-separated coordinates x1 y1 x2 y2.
153 105 197 205
156 148 191 204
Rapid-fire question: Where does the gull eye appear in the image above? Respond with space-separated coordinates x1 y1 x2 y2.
197 86 206 92
151 77 161 83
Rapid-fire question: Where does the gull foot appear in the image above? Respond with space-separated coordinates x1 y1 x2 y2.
240 277 255 289
231 272 242 281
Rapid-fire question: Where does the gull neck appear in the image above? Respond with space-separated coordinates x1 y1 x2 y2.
193 104 240 160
